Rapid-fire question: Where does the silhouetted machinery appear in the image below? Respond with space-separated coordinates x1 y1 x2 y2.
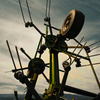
6 0 100 100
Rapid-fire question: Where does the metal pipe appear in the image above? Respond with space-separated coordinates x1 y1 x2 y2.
71 42 87 65
64 85 97 97
81 62 100 67
85 51 100 89
34 36 42 58
15 46 24 74
32 23 45 38
20 48 31 60
6 40 17 72
44 23 60 31
74 38 83 46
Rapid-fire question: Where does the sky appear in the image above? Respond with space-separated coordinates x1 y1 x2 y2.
0 0 100 98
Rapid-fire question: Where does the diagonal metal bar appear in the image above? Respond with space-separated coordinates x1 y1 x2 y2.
15 46 24 74
81 62 100 67
18 0 26 23
85 51 100 89
88 40 100 47
42 73 49 83
6 40 17 72
90 45 100 52
64 85 97 97
70 42 87 65
20 48 31 60
25 0 33 22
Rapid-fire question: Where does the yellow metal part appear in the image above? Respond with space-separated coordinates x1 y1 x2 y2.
47 84 60 94
32 73 38 80
45 25 48 37
62 51 76 58
85 51 100 89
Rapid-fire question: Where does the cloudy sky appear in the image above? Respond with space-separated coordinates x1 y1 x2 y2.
0 0 100 98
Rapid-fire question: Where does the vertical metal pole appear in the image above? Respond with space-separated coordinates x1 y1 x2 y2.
48 18 53 36
49 50 52 84
45 25 48 37
86 51 100 89
60 66 71 96
50 50 60 84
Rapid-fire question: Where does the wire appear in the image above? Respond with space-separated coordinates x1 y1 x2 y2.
18 0 26 23
25 0 33 22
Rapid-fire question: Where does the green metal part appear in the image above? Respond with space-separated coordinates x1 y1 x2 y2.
45 35 68 52
27 58 45 78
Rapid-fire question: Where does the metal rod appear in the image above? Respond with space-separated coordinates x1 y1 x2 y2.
60 66 71 96
42 73 49 83
63 50 89 60
15 46 24 74
48 18 53 35
48 0 51 17
81 62 100 67
6 40 17 72
71 42 87 65
68 46 86 48
90 45 100 51
45 25 48 37
12 67 28 72
44 23 60 31
45 0 48 17
18 0 26 23
72 37 84 53
85 51 100 89
65 37 84 63
20 48 32 60
25 0 33 22
34 36 42 58
74 38 83 46
32 24 45 39
66 37 84 64
64 85 97 97
89 40 100 47
89 53 100 57
45 65 64 72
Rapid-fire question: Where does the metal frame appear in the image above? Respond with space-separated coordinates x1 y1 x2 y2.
6 16 100 100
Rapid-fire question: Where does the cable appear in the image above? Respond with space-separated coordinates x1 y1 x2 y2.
18 0 26 23
25 0 33 22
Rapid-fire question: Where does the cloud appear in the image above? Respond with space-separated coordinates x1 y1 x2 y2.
0 0 100 95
